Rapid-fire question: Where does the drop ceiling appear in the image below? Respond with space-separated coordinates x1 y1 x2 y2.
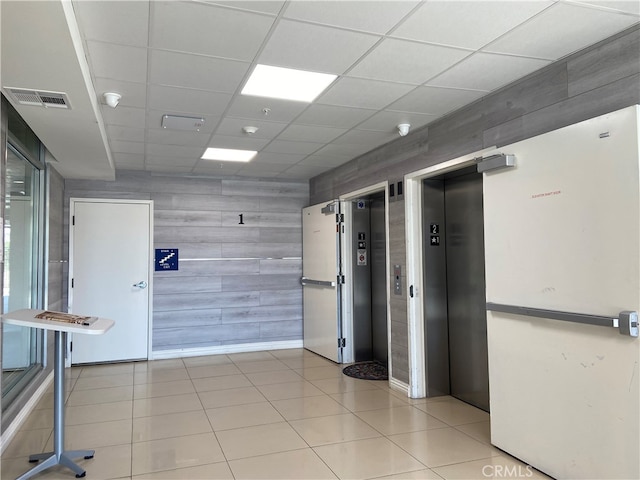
1 0 638 181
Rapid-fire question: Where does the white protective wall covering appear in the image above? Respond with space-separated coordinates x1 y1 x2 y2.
484 105 639 479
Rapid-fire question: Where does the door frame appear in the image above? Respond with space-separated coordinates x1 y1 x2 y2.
68 198 154 363
339 182 389 367
404 147 496 398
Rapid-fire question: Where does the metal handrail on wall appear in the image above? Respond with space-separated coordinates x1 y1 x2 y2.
486 303 639 338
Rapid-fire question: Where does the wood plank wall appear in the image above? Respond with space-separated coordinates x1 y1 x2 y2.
64 173 309 353
47 165 65 312
309 26 640 385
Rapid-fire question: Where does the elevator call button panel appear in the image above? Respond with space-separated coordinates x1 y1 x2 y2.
357 232 367 266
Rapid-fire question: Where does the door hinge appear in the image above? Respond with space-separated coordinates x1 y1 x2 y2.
336 213 344 223
72 215 75 226
71 278 74 288
70 342 73 352
337 275 345 284
338 338 346 348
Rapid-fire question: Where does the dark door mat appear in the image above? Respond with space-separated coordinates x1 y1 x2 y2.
342 361 388 380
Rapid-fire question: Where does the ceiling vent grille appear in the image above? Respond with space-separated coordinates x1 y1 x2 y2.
5 88 71 109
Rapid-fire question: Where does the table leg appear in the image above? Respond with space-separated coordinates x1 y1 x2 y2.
16 331 95 480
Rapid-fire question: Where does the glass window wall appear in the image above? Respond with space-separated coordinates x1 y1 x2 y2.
1 103 45 409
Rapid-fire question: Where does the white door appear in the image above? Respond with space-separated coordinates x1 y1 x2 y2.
302 201 344 362
69 199 152 364
483 106 639 479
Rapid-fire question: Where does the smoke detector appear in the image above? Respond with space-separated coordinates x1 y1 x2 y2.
103 92 121 108
243 126 259 135
397 123 410 136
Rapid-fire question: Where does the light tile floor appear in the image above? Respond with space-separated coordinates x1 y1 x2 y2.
1 349 551 479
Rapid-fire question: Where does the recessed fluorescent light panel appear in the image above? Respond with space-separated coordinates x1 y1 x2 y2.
201 148 257 162
241 64 337 102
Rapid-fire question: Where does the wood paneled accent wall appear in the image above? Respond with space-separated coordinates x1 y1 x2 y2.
47 165 65 312
64 173 308 353
309 26 640 385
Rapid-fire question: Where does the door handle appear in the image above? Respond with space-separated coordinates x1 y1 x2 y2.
133 281 148 289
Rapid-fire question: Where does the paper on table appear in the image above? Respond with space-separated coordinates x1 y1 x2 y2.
35 311 98 326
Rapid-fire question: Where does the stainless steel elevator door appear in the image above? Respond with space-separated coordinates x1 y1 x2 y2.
445 172 488 412
351 192 387 364
423 169 489 412
370 194 388 365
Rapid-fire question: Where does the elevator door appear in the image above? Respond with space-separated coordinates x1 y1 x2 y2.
370 195 387 365
423 168 488 411
351 192 387 364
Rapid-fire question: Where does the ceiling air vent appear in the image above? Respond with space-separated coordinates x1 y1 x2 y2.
4 88 71 109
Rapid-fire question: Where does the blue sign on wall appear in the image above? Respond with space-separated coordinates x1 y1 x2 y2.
155 248 179 271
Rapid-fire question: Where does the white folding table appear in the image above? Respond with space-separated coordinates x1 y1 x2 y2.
1 309 114 479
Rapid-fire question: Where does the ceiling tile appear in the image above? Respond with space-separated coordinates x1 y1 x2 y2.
149 50 250 93
102 105 147 128
146 143 206 158
199 1 286 15
391 1 552 49
15 0 639 181
568 0 640 15
349 38 471 84
333 129 397 148
428 52 551 92
387 86 485 116
263 140 324 155
226 96 309 123
150 2 275 61
318 77 415 109
277 124 347 143
295 104 376 129
148 85 233 116
73 0 149 47
113 153 145 167
258 19 381 73
357 110 436 132
283 1 419 34
216 118 288 139
146 129 212 147
207 135 271 151
484 2 640 59
94 78 147 109
107 125 145 143
192 161 244 176
110 140 144 155
86 41 147 83
253 152 307 165
236 162 289 177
